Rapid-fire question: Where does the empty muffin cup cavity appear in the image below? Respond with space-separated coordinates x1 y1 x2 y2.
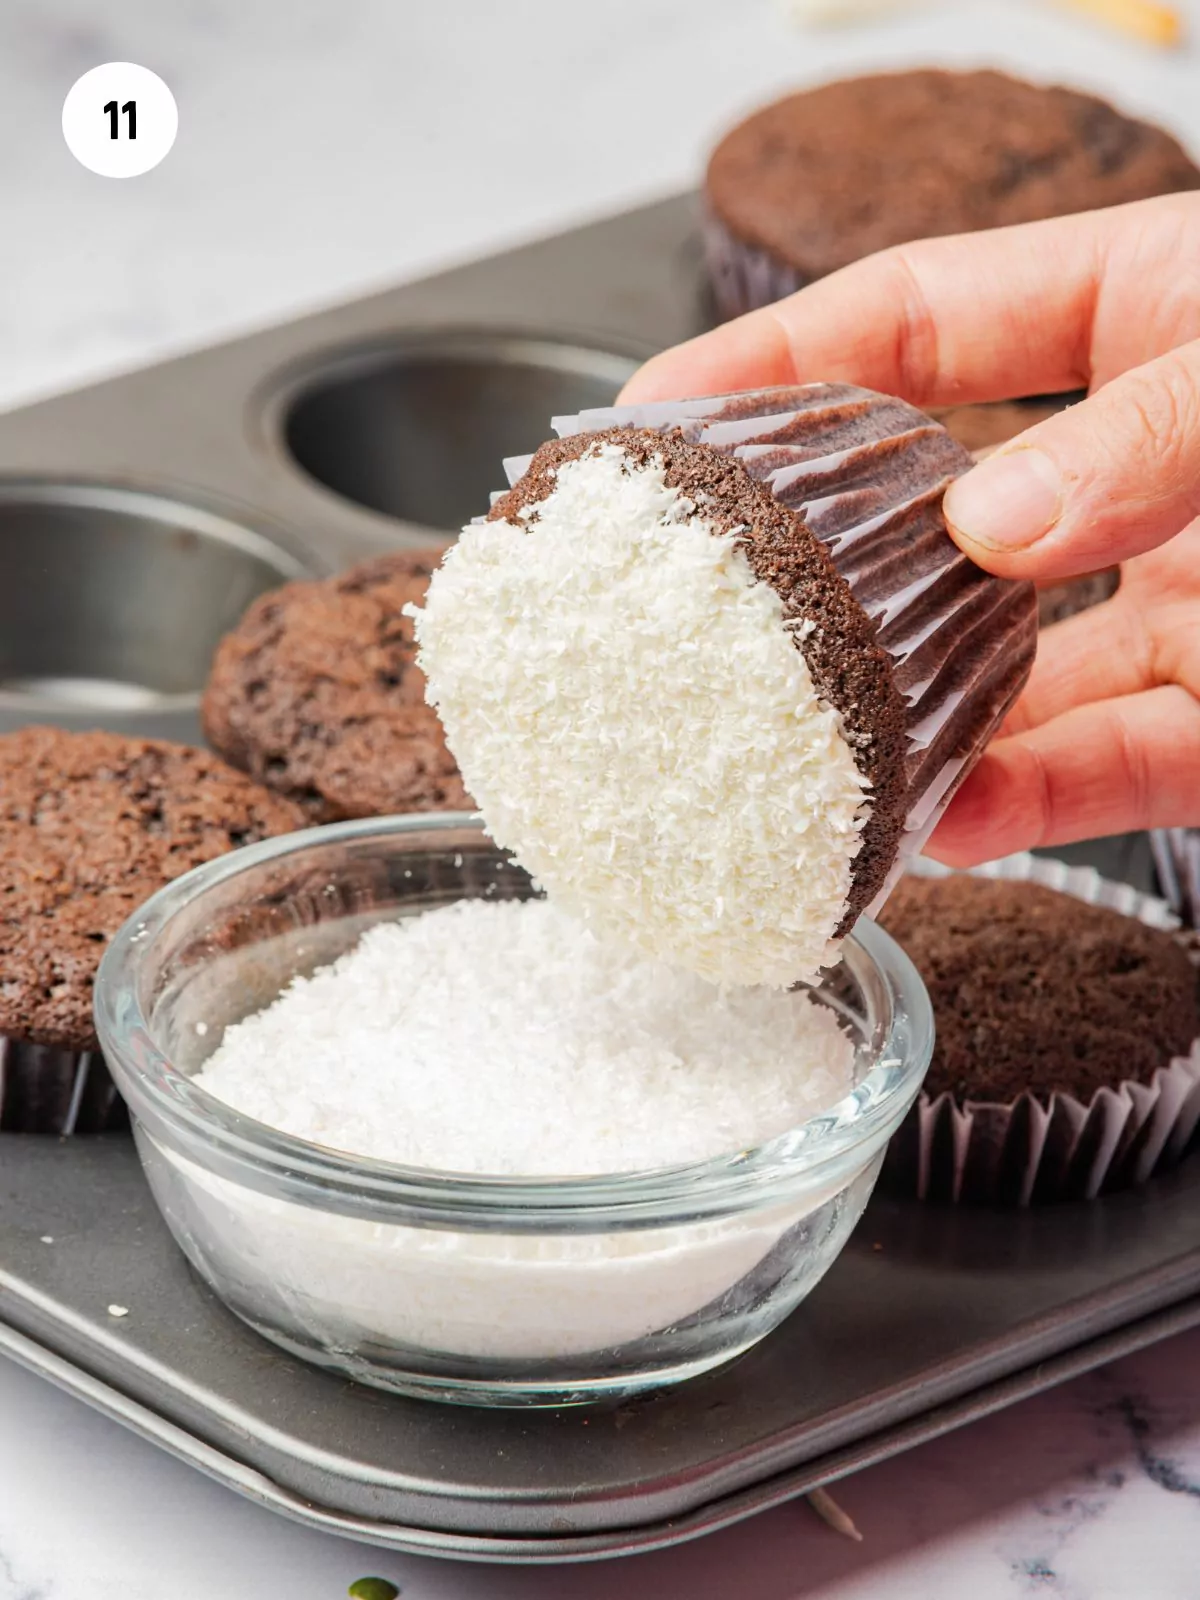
281 333 640 534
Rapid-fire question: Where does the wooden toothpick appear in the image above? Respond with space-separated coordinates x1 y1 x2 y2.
806 1486 864 1542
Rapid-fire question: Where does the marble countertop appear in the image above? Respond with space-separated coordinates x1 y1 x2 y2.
3 0 1200 1594
3 1327 1199 1599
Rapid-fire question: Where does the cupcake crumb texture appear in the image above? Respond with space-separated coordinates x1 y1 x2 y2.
706 70 1200 285
0 727 305 1052
202 550 470 823
879 875 1200 1102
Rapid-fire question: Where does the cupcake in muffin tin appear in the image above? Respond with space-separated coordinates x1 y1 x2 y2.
0 727 304 1134
202 550 472 823
702 69 1200 471
703 69 1200 322
878 858 1200 1206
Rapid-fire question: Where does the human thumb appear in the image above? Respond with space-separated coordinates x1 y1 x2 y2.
943 339 1200 580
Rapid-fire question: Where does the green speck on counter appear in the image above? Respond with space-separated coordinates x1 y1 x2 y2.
348 1580 400 1600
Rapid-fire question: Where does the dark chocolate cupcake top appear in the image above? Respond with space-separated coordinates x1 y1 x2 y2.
706 70 1200 279
202 550 472 823
0 727 305 1051
878 874 1199 1103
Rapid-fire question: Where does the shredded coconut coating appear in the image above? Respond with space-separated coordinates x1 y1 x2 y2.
412 445 871 986
195 899 857 1176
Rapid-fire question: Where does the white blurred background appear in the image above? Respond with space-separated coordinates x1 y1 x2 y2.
1 0 1199 412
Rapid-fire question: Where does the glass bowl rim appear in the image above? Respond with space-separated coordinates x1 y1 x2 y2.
95 813 933 1216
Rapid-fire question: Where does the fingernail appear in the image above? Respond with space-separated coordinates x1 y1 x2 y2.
943 447 1064 552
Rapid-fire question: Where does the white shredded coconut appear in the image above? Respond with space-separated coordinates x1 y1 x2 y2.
194 899 856 1176
412 444 870 988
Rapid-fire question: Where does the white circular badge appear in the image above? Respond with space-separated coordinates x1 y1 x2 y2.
62 62 178 178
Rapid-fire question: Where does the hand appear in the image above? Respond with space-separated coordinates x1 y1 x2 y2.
621 193 1200 862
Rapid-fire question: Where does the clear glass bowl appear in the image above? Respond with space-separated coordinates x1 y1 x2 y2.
95 815 933 1408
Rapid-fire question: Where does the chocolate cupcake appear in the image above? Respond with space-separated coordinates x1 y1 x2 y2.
414 384 1037 988
202 550 471 823
878 860 1200 1205
0 727 304 1134
704 70 1200 320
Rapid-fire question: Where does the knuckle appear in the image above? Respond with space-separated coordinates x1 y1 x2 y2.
885 247 940 404
1110 701 1154 829
1020 741 1055 848
1111 597 1158 693
1104 345 1200 490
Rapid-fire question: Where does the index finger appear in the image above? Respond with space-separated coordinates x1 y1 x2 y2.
929 684 1200 864
622 203 1123 407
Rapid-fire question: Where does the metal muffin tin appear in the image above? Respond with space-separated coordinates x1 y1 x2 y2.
0 193 1198 1562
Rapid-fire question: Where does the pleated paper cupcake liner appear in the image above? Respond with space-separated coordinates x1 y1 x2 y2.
0 1037 127 1136
508 385 1037 917
702 207 810 321
1151 828 1200 931
880 853 1200 1207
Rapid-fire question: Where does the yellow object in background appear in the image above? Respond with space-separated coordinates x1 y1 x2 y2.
1049 0 1183 46
783 0 1184 47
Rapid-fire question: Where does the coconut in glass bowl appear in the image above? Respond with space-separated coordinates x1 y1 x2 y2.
95 814 931 1408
